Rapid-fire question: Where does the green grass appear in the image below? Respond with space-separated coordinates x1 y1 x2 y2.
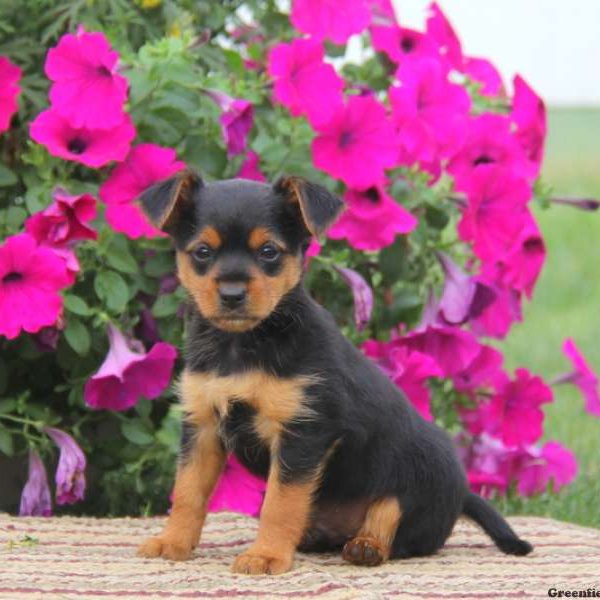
497 108 600 527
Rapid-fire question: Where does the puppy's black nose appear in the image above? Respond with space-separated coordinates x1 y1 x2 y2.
218 283 247 309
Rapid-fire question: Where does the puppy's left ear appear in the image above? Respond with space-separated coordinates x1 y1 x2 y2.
137 169 202 239
275 176 345 238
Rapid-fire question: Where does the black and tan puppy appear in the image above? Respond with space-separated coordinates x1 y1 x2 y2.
136 170 532 574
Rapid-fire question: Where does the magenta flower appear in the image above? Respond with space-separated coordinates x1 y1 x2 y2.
26 189 97 247
371 25 438 65
560 339 600 416
30 109 135 168
516 441 577 496
453 345 505 393
457 165 531 262
511 75 546 174
0 55 22 134
483 368 553 446
447 114 535 189
481 210 545 299
436 252 496 325
327 185 417 251
208 454 266 518
44 427 86 505
268 38 344 127
364 340 443 421
84 323 177 411
426 2 463 69
45 28 128 129
205 90 253 157
19 452 52 516
291 0 371 44
390 58 470 171
0 233 71 340
312 95 398 189
397 324 481 377
100 143 185 239
470 282 523 340
237 150 266 182
463 57 503 97
334 266 373 331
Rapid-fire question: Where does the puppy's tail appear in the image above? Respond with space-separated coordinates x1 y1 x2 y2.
462 492 533 556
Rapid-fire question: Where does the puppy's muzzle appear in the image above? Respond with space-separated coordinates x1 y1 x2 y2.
218 282 247 310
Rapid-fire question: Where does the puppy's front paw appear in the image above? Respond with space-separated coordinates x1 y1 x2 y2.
137 536 193 561
232 550 293 575
342 536 385 566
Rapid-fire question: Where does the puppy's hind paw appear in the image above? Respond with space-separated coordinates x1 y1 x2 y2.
342 536 386 566
137 536 193 561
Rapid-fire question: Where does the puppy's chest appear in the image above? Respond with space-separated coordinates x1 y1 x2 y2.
179 369 314 448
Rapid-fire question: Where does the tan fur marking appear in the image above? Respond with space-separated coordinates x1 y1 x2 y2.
179 369 316 433
186 226 222 252
248 227 273 251
176 251 221 320
137 423 225 561
357 496 402 558
231 462 318 574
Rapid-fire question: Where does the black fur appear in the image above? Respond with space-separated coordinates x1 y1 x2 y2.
142 174 533 560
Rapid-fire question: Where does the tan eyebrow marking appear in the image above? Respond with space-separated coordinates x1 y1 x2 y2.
185 226 222 252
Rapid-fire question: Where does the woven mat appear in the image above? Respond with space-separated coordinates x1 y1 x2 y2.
1 512 599 599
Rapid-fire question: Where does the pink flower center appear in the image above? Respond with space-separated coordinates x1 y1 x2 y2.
67 138 87 154
473 154 495 166
364 187 381 204
2 271 23 284
97 65 112 77
401 36 416 53
523 237 543 254
339 131 354 149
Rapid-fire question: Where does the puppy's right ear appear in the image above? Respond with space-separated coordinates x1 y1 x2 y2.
138 169 202 239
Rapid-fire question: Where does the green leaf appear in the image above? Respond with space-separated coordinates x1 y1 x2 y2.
144 252 175 277
105 236 138 274
183 135 227 178
94 270 130 313
64 317 91 356
121 421 154 446
0 360 7 395
64 294 92 316
6 206 27 229
0 163 17 187
0 398 16 414
152 293 181 318
0 429 14 457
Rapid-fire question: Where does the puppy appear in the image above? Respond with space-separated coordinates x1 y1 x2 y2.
136 171 532 574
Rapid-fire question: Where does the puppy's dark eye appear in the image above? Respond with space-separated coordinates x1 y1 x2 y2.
258 243 280 262
192 244 213 262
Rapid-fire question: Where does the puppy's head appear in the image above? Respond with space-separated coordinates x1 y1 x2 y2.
138 170 343 332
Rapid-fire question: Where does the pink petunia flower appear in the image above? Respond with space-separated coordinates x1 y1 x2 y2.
457 165 532 262
426 2 463 69
470 281 523 340
516 441 577 496
482 368 553 447
30 109 135 168
0 55 22 134
237 150 266 182
207 454 266 517
371 26 438 65
84 323 177 411
19 452 52 516
364 340 443 421
463 57 504 97
481 210 545 299
205 90 254 157
268 38 344 127
327 185 417 251
559 339 600 416
453 344 505 393
511 75 547 175
0 233 71 340
396 324 482 377
291 0 371 44
44 427 86 505
45 28 129 129
26 189 97 247
447 114 536 189
99 143 185 239
333 266 373 331
390 59 470 171
312 95 398 189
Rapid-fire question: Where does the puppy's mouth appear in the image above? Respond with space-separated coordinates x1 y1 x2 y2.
211 315 261 332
